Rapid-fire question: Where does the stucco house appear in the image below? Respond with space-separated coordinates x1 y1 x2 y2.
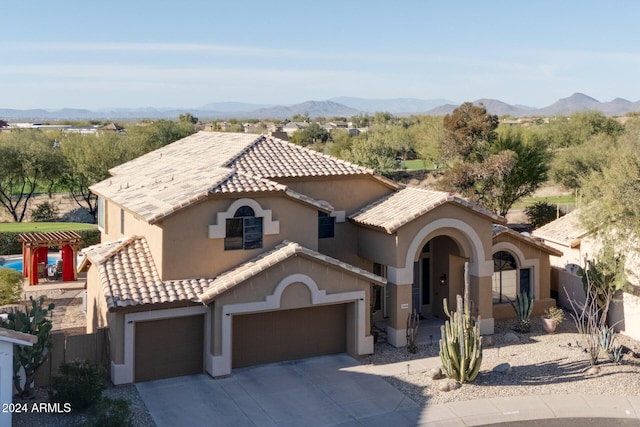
82 131 558 384
533 209 640 341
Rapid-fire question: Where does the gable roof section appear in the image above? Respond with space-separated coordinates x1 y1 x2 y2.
492 224 563 256
82 236 210 309
198 240 387 304
83 238 385 309
531 209 586 248
228 136 372 179
91 132 378 224
349 186 505 233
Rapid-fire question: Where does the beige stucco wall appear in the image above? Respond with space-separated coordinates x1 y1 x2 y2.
282 175 395 214
159 194 319 280
209 254 375 357
86 267 109 333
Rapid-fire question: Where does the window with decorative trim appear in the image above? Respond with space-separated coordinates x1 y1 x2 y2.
318 211 335 239
492 250 531 303
224 206 263 250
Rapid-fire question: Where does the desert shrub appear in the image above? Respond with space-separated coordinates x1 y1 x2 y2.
31 202 59 222
0 268 24 305
49 360 106 411
0 233 22 255
76 229 100 249
90 397 133 427
524 201 559 229
60 207 95 224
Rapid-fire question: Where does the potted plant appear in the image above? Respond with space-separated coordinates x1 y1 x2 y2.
542 306 565 333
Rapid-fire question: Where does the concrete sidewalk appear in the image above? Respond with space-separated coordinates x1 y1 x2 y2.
420 394 640 426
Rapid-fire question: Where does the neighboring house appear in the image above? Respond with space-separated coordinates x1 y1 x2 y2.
282 121 308 136
533 209 640 341
82 132 558 385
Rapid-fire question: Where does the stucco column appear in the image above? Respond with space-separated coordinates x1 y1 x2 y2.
470 274 494 335
384 281 412 347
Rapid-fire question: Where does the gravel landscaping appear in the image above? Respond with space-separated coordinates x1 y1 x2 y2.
361 317 640 407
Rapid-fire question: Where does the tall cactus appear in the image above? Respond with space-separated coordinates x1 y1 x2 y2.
439 263 482 383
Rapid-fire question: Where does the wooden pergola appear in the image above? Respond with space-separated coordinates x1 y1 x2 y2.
18 231 83 286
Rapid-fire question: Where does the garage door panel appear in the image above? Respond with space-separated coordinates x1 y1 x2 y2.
233 304 347 368
135 315 204 382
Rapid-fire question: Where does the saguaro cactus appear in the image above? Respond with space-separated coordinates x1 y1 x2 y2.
439 263 482 383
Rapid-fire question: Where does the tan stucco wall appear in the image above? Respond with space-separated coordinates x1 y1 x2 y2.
159 194 319 280
86 267 109 333
209 254 374 357
282 175 394 214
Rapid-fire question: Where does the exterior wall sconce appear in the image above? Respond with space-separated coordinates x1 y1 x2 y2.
439 273 447 286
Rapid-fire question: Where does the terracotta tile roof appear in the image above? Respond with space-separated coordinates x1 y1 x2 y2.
350 186 505 233
227 136 372 178
492 224 563 256
198 241 386 304
91 132 368 223
84 239 385 309
531 209 586 248
83 237 210 309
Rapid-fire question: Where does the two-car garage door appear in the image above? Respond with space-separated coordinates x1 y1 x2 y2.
232 304 347 368
133 303 348 381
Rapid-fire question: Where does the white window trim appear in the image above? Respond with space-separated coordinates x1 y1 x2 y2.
209 198 279 239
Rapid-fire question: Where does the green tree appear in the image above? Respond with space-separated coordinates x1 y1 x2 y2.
580 148 640 236
438 106 549 215
289 123 330 146
410 115 444 167
441 102 499 162
0 130 66 222
59 132 132 221
178 112 198 124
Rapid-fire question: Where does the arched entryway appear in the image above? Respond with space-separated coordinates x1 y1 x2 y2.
411 235 466 320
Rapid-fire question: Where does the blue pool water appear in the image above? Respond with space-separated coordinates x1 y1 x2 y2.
2 256 60 272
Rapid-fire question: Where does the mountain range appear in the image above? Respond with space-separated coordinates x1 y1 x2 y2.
2 93 640 121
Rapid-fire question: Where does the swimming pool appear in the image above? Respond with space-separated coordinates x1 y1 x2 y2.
2 256 60 272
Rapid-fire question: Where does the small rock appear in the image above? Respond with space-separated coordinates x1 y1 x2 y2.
503 332 519 344
484 335 495 346
493 363 511 374
586 366 601 375
427 367 445 380
439 380 461 392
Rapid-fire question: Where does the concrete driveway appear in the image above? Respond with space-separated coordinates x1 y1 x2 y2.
136 354 421 426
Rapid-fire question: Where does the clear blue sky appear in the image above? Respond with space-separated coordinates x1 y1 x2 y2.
2 1 639 110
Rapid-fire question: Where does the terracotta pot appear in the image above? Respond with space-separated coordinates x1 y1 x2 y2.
541 317 557 334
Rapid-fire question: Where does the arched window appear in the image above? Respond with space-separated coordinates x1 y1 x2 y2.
492 251 531 303
224 206 263 250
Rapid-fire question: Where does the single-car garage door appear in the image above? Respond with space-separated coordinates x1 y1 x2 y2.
233 304 347 368
135 315 204 382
